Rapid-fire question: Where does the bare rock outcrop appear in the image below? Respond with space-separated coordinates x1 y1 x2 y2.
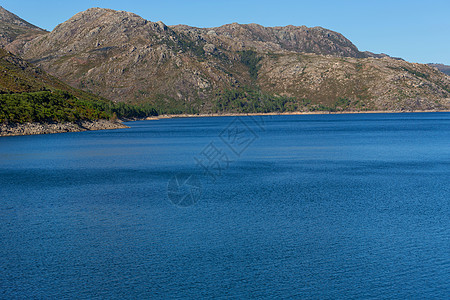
0 120 128 137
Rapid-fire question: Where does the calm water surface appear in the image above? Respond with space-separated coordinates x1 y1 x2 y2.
0 113 449 299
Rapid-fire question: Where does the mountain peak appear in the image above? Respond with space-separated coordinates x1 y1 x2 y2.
50 7 153 36
68 7 147 23
0 6 42 30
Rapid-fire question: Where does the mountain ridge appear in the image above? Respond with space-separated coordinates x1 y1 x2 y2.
3 7 449 113
428 63 450 76
0 6 41 29
0 6 47 54
170 22 367 58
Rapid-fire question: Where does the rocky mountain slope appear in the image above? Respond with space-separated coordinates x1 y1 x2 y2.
0 48 129 135
0 48 157 125
0 47 108 122
7 7 450 112
257 53 449 111
0 6 47 54
429 63 450 76
0 47 106 101
172 22 367 58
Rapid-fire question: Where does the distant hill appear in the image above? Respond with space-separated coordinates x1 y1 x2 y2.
428 63 450 76
0 6 47 54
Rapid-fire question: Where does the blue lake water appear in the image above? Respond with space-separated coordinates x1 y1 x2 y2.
0 113 449 299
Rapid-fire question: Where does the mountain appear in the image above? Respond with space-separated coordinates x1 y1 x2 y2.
0 6 47 54
0 47 106 100
171 22 367 58
11 7 450 112
0 47 112 124
0 47 157 127
428 63 450 76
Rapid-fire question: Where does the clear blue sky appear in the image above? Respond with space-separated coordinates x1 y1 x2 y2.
2 0 449 64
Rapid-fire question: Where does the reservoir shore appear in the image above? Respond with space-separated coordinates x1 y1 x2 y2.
145 109 450 120
1 109 449 137
0 119 128 137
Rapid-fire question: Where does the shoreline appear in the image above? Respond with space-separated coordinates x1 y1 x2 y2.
144 109 450 120
0 119 129 137
2 109 448 136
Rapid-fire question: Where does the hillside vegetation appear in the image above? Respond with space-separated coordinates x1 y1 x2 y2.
0 48 158 124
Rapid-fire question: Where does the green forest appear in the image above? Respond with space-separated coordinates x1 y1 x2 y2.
0 90 158 124
212 87 367 113
0 88 370 124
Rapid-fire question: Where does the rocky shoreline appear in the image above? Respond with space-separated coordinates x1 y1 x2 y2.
2 110 448 136
0 119 129 137
145 109 450 120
